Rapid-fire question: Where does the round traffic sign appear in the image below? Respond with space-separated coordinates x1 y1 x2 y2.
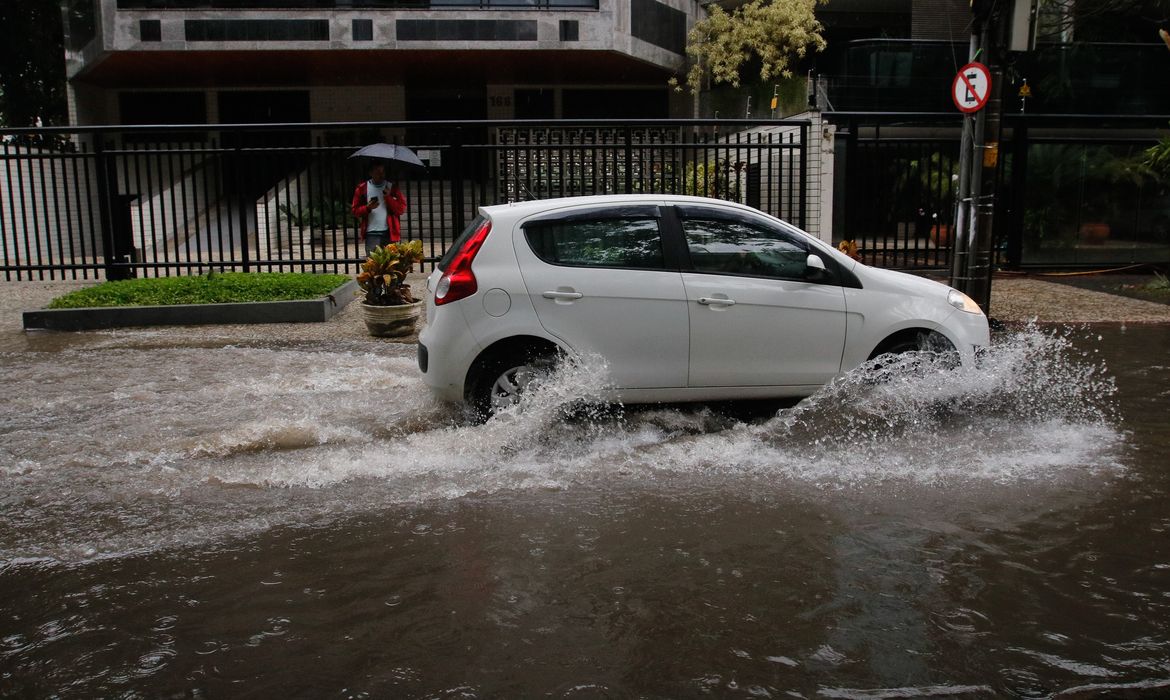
952 62 992 114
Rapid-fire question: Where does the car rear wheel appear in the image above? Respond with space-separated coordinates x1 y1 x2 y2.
468 350 557 420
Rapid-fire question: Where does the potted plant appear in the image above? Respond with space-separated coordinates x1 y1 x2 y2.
357 240 425 337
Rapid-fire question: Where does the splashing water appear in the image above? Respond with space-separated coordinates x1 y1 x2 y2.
0 326 1123 562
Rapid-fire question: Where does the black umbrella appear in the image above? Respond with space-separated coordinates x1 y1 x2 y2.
348 143 426 169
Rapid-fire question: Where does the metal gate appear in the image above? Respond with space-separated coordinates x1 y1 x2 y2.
0 119 809 281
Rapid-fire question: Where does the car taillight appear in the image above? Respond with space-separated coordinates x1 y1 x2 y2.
435 219 491 306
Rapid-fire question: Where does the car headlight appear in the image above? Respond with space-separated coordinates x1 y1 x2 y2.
947 289 984 315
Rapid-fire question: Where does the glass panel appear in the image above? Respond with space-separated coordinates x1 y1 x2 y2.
525 218 665 269
1022 142 1170 266
683 218 807 279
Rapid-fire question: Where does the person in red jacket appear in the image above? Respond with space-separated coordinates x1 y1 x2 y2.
351 161 407 254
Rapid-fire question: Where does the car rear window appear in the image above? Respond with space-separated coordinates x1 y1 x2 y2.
524 217 665 270
438 214 487 271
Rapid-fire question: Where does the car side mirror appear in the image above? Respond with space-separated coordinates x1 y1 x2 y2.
804 253 830 282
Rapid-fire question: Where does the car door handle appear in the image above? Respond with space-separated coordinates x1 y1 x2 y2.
542 291 583 300
697 297 736 306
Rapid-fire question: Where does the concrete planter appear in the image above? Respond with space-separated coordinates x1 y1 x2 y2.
23 280 358 332
361 301 423 338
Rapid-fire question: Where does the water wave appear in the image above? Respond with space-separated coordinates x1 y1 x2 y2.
0 327 1126 562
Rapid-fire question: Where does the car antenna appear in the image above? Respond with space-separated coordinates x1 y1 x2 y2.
518 183 536 201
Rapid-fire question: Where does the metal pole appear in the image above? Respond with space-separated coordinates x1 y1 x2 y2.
950 33 980 289
969 13 1008 313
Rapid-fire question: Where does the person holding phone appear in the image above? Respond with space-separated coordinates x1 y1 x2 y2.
351 161 407 254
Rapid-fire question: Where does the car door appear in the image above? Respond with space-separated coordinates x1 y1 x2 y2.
514 204 689 389
674 205 848 387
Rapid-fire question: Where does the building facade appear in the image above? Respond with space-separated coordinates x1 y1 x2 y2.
63 0 699 127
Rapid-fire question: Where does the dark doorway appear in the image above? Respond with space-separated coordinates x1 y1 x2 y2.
561 89 668 119
218 90 311 198
515 88 555 120
405 86 489 178
118 91 208 142
218 90 310 128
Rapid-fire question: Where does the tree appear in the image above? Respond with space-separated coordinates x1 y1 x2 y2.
672 0 826 94
0 0 68 128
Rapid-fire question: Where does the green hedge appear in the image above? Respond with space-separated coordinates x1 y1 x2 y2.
47 272 351 309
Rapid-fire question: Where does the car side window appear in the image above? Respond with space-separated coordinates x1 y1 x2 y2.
525 217 665 270
682 216 808 280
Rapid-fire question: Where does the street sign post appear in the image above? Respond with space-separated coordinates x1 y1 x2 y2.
952 62 992 113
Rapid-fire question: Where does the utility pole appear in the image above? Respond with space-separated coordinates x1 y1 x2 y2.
951 0 1008 313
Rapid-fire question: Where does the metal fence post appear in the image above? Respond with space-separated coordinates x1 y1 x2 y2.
93 137 131 281
449 134 466 240
799 122 809 230
234 144 251 273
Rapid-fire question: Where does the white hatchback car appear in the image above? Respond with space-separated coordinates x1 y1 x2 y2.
418 195 989 417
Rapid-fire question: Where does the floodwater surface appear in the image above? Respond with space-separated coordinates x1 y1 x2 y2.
1 324 1168 698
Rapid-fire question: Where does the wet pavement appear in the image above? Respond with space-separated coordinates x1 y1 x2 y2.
1 323 1168 698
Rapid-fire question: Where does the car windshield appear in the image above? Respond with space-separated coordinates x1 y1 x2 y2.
438 215 487 271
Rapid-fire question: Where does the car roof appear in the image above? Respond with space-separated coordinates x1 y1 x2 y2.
478 194 769 220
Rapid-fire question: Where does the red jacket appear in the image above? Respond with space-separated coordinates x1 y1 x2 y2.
351 180 407 241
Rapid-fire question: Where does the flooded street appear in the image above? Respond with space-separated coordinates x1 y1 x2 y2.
2 324 1168 697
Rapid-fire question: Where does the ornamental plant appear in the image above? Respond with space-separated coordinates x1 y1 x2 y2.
357 240 425 306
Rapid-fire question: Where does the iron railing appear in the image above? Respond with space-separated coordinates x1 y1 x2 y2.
0 119 809 281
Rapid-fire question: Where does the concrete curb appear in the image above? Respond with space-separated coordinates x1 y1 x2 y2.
22 280 359 331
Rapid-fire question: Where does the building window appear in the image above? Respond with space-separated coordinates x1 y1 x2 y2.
559 20 579 42
352 19 373 41
396 19 537 41
184 19 330 42
630 0 686 54
140 19 162 42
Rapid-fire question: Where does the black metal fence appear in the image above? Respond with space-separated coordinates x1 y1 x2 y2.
833 117 960 269
0 119 809 281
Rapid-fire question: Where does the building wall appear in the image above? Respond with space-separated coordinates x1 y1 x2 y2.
71 0 694 80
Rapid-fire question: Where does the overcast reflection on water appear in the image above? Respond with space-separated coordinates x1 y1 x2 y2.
1 324 1168 698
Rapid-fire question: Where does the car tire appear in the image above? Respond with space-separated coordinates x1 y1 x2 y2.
468 349 557 420
870 330 959 370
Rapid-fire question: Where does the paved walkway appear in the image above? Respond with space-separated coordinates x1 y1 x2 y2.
990 277 1170 324
3 274 1168 352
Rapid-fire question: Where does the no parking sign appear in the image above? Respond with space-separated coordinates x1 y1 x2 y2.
952 62 991 114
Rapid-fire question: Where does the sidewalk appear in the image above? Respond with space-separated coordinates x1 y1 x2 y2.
3 274 1169 352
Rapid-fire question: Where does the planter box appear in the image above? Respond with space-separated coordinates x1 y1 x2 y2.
23 279 357 332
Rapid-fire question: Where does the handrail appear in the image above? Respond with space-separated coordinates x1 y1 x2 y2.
0 118 814 136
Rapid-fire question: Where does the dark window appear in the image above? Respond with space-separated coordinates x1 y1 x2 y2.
525 218 665 270
630 0 685 54
682 217 808 279
559 19 579 41
118 91 207 142
396 19 537 41
352 19 373 41
184 19 329 41
139 19 162 42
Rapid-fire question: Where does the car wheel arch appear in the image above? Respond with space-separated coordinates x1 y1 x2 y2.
867 326 958 360
464 335 564 401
